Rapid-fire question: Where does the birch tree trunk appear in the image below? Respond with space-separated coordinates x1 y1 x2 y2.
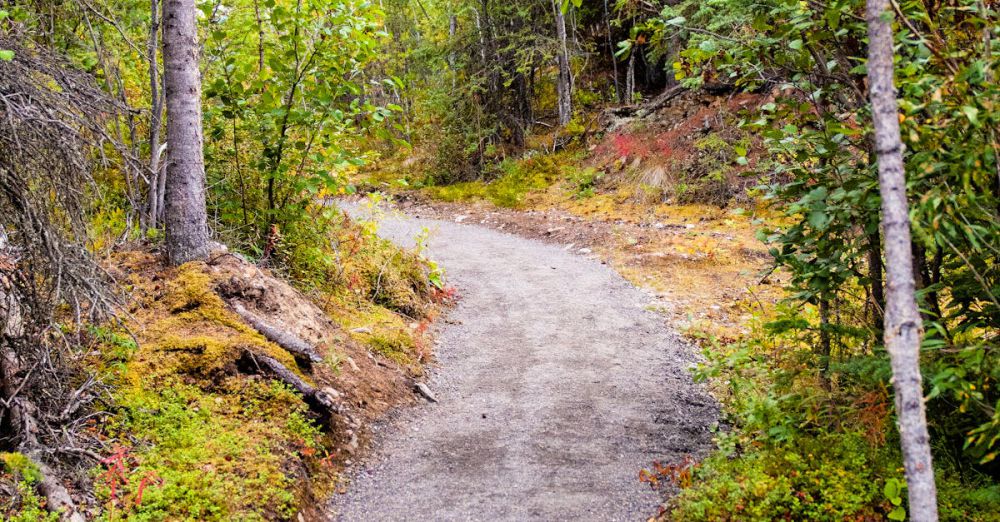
552 0 572 126
145 0 164 231
625 51 635 104
162 0 210 264
866 0 939 518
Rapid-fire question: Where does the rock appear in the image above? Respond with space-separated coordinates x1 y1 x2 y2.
346 356 361 372
322 387 341 399
351 326 373 334
578 248 592 254
414 382 438 403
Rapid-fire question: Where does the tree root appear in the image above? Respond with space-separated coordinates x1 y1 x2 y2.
237 350 339 420
2 347 85 522
232 303 323 364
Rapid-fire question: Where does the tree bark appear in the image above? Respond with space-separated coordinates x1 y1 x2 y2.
162 0 210 265
866 0 939 519
146 0 164 231
625 51 635 104
552 0 572 126
868 229 885 333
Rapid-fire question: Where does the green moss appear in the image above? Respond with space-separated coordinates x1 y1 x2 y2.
0 454 59 522
0 453 42 485
86 261 337 521
425 181 489 203
98 379 324 521
366 330 418 366
124 263 300 385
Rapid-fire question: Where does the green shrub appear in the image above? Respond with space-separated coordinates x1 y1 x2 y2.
671 433 895 521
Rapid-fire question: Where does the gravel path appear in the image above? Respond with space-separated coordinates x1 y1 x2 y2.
328 201 717 521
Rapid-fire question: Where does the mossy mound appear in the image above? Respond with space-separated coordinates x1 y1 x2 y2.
88 244 437 521
125 262 299 385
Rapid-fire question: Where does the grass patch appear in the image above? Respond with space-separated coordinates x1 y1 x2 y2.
423 151 584 208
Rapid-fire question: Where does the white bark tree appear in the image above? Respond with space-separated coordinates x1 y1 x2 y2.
866 0 939 519
552 0 572 125
162 0 210 264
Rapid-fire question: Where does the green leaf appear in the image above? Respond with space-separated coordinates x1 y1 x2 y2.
961 106 979 125
789 39 803 50
888 506 906 521
883 478 899 499
808 210 829 231
665 16 687 26
0 49 13 61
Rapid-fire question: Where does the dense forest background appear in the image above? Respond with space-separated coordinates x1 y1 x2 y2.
1 0 998 518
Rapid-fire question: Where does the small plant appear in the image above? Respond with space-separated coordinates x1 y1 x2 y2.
639 456 699 489
97 446 164 521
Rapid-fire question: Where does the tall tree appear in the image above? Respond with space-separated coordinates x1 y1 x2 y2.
866 0 939 518
552 0 571 125
145 0 165 231
162 0 210 264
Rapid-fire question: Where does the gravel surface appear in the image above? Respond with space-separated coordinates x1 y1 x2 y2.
328 200 718 521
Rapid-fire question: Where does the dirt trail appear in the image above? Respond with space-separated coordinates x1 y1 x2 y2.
328 201 717 521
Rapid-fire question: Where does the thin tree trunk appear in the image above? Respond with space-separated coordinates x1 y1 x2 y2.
552 0 572 126
254 0 264 72
868 229 885 333
625 51 635 104
818 298 831 389
146 0 164 231
866 0 939 518
603 0 619 103
162 0 210 264
448 13 457 70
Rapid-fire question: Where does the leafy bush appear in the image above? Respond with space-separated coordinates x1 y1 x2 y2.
671 433 896 521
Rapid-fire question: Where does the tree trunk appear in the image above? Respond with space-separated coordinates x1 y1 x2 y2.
868 229 885 333
162 0 210 265
602 0 620 103
448 13 457 71
145 0 164 232
552 0 572 126
625 51 635 104
866 0 939 519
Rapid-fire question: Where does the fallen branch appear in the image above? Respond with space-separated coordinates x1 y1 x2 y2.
28 452 86 522
2 346 85 522
232 303 323 364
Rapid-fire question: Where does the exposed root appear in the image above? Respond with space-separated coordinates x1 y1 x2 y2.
237 350 339 421
232 303 323 364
